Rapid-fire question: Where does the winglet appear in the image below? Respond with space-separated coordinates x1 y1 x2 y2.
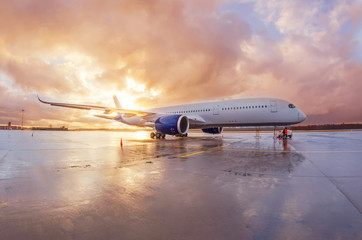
37 94 49 104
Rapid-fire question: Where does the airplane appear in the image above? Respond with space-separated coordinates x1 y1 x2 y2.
38 95 307 139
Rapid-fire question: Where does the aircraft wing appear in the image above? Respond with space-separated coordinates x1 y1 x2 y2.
37 95 155 117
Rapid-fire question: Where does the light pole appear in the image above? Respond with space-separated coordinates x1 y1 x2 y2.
21 109 24 130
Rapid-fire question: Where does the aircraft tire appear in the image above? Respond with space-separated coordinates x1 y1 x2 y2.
150 132 155 139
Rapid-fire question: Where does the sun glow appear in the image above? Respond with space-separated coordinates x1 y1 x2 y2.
134 131 150 140
126 77 146 93
109 111 118 117
104 77 161 110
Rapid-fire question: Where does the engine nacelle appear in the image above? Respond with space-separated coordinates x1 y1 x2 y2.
155 115 189 135
202 127 223 134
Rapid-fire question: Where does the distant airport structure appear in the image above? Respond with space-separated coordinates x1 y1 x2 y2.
31 126 68 131
0 122 22 130
0 122 68 131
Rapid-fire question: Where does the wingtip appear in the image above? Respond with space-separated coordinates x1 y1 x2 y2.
37 94 48 104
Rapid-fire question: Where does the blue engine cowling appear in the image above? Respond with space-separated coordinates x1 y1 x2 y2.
155 115 189 135
202 127 223 134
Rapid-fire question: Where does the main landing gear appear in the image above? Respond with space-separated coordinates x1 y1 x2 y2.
150 132 166 139
149 132 188 139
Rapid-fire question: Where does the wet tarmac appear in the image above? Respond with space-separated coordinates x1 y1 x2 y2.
0 130 361 240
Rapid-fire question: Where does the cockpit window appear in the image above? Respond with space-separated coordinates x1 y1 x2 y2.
288 104 296 108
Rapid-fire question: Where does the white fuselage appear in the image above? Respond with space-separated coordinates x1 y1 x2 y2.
37 95 307 132
143 98 306 128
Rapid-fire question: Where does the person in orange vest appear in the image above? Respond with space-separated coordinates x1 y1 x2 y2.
282 127 288 138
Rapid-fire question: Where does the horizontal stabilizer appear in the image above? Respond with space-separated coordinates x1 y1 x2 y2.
93 114 116 120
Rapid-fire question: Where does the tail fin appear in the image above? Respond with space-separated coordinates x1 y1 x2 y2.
113 95 122 109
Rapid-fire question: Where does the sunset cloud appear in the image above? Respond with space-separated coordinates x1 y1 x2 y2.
0 0 361 127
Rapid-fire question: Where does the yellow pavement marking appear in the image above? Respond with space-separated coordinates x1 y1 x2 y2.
168 145 362 154
181 151 205 158
219 149 362 153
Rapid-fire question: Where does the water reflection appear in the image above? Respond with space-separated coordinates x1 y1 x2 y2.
224 136 305 177
1 131 360 239
133 131 150 140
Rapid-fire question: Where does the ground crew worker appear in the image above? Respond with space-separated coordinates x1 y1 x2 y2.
282 127 288 138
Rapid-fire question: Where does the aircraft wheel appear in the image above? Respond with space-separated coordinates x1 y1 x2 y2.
161 133 166 139
150 132 155 139
156 132 161 139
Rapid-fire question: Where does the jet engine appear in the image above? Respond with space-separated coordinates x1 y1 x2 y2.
202 127 223 134
155 115 189 135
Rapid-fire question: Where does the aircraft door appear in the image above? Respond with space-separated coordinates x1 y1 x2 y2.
213 105 219 115
270 100 278 113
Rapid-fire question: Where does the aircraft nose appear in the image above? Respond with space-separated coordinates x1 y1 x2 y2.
298 110 307 122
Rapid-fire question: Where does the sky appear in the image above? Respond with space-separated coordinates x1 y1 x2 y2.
0 0 361 128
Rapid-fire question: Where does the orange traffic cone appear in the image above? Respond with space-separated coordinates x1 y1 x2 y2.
120 138 123 147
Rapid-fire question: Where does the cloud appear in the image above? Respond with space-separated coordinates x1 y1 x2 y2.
0 0 361 127
238 0 362 123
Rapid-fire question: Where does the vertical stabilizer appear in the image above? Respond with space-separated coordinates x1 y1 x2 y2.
113 95 122 109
